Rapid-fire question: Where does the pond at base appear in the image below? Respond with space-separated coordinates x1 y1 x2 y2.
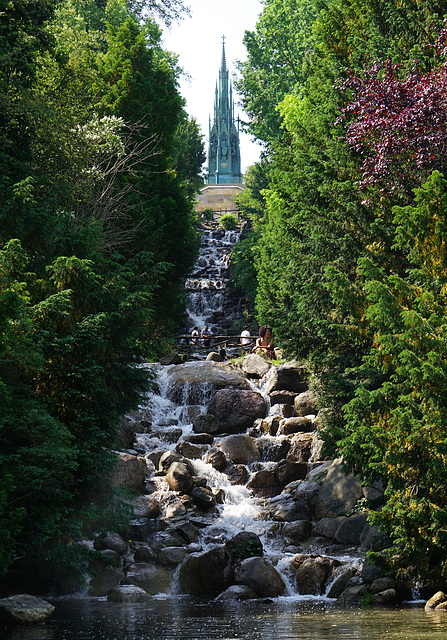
4 598 447 640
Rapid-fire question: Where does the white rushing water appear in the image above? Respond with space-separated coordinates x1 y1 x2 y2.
185 228 241 332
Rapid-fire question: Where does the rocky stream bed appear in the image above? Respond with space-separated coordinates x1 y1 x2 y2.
4 353 447 627
90 354 400 606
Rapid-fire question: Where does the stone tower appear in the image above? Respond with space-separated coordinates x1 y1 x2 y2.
207 38 242 185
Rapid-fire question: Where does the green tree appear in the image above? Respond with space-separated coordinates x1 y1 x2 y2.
335 172 447 580
236 0 317 147
0 0 201 583
231 161 271 309
236 1 447 584
173 114 206 199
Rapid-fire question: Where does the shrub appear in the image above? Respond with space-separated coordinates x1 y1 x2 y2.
202 208 214 222
219 213 238 230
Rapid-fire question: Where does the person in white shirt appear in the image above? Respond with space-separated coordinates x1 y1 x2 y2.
240 326 251 346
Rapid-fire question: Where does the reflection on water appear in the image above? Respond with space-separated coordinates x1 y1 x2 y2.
3 598 447 640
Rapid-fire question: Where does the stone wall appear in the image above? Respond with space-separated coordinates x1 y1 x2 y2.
195 184 245 216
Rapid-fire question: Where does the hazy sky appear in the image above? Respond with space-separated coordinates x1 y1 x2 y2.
162 0 263 174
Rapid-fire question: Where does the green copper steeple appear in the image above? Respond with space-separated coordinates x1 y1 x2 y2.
207 38 242 184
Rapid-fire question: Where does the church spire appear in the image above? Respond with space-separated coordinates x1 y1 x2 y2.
221 35 227 71
207 38 242 185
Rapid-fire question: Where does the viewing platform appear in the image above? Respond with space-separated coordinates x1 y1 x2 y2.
195 184 244 217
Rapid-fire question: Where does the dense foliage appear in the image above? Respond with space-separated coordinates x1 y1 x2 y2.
235 0 447 582
0 0 203 585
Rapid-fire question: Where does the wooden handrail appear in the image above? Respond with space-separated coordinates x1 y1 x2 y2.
177 335 256 340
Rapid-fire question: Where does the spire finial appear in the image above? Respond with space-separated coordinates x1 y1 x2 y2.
221 35 227 71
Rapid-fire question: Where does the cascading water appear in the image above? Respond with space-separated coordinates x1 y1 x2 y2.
131 361 364 600
184 227 242 334
119 219 371 602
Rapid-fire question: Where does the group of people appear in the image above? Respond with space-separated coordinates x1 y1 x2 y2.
190 325 212 347
190 323 275 359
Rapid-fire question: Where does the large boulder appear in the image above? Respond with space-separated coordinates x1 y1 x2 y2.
313 459 364 519
116 417 135 448
360 523 391 552
122 563 171 595
160 352 183 365
293 555 335 595
131 496 161 519
287 433 314 462
425 591 447 611
334 513 368 546
217 585 260 600
283 520 313 544
225 463 249 485
279 417 314 435
205 448 227 471
313 516 347 539
175 522 200 544
175 440 204 460
326 566 357 599
258 437 290 462
146 530 186 554
370 589 398 606
217 435 260 465
274 461 307 486
265 361 308 394
370 577 394 594
254 415 283 436
94 532 128 555
190 486 216 511
293 479 322 507
157 547 187 566
241 354 272 378
133 545 156 563
206 351 224 362
110 452 146 491
234 557 286 597
226 532 263 562
165 361 250 404
88 566 125 596
0 594 55 624
178 546 233 595
337 584 368 606
159 450 195 474
192 413 218 435
294 390 317 417
165 462 194 493
268 496 311 522
246 469 282 498
207 389 267 434
269 390 297 406
361 559 386 584
107 585 151 602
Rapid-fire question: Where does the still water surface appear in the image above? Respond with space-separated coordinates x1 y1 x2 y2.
4 597 447 640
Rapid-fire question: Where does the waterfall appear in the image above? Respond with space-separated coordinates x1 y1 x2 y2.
109 220 390 604
184 227 242 334
130 362 363 601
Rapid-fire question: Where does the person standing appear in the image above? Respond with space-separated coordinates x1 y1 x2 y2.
240 326 251 347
